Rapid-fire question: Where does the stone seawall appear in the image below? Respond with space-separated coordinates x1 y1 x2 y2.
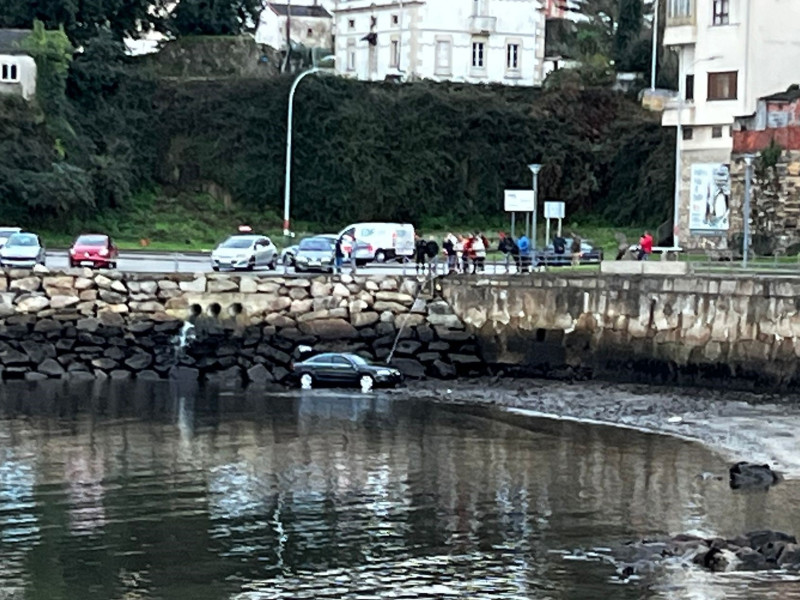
442 273 800 390
0 268 480 383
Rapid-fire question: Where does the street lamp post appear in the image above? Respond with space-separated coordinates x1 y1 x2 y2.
283 66 324 237
650 0 659 90
743 154 755 268
528 163 542 259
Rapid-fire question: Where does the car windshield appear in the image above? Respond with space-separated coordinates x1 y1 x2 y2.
7 234 38 247
219 237 254 249
300 239 333 251
75 235 107 246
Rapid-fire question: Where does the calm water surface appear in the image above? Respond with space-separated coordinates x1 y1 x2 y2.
0 379 798 600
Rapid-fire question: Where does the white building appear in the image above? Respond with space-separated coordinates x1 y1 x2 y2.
0 30 36 101
334 0 546 86
661 0 800 249
256 2 334 52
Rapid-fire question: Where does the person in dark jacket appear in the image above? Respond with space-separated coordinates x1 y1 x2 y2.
415 234 427 275
334 236 345 274
442 233 457 274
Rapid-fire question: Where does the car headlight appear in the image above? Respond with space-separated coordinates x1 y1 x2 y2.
377 369 392 377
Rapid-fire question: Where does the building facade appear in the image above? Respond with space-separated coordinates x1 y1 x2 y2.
661 0 800 249
334 0 545 86
0 30 36 101
256 3 334 53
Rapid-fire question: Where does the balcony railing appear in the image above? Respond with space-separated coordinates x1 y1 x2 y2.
470 15 497 34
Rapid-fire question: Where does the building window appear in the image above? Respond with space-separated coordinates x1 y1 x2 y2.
682 127 693 141
668 0 692 18
685 74 694 100
347 39 356 71
306 28 313 37
712 126 723 138
472 40 486 69
348 19 355 30
390 39 399 68
712 0 729 25
707 71 738 100
506 43 520 70
0 63 18 82
391 14 399 25
435 39 452 75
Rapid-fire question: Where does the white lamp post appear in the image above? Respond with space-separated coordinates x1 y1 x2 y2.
283 57 334 237
528 163 542 256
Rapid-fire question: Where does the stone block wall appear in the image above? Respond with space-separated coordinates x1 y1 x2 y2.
0 267 480 383
442 273 800 390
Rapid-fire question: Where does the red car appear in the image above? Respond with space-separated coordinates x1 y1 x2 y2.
69 234 119 269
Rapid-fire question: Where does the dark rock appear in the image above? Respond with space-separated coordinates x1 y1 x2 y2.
396 340 422 355
359 327 378 340
450 353 482 365
91 358 119 371
38 358 65 377
430 359 457 379
299 318 358 340
375 322 395 336
24 372 48 382
67 371 96 382
105 346 126 361
417 352 441 363
94 369 109 380
154 321 182 334
33 319 62 334
428 341 451 352
76 317 100 332
218 355 238 368
136 370 161 381
99 290 126 304
128 320 154 334
247 364 273 384
777 543 800 568
169 366 200 380
272 366 290 382
373 335 396 348
389 358 426 379
734 547 768 571
74 345 104 356
53 338 74 352
98 312 125 328
416 325 435 343
125 352 153 370
217 343 239 357
21 341 56 362
109 369 131 380
435 328 471 342
729 462 780 490
0 349 29 366
67 362 90 372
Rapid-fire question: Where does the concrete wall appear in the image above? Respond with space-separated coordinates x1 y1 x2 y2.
442 273 800 390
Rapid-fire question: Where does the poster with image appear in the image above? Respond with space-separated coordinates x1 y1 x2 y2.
689 163 731 232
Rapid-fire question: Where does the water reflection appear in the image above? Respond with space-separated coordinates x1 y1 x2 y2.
0 380 795 599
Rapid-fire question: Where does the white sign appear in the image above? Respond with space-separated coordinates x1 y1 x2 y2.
544 201 565 219
689 163 731 232
504 190 534 212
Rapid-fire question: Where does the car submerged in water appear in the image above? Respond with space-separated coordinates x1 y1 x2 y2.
292 353 403 390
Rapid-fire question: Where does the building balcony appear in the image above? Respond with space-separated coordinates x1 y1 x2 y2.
662 102 696 127
663 24 697 46
470 15 497 34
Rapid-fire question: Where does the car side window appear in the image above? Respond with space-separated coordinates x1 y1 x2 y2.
263 237 272 247
332 356 352 366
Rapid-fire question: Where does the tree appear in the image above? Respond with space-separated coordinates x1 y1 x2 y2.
170 0 261 36
614 0 643 71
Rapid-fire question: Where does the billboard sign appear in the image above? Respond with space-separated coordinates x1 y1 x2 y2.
689 163 731 232
544 201 565 219
504 190 534 212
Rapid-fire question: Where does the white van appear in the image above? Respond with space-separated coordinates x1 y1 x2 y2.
338 222 415 263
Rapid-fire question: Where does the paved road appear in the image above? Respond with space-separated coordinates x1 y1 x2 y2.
42 251 528 276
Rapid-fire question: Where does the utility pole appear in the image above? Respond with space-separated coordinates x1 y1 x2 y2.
650 0 659 89
283 0 292 73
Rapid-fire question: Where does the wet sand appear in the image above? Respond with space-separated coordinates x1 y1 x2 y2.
402 378 800 479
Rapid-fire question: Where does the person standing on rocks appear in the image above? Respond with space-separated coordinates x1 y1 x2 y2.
443 233 458 274
334 235 345 274
517 233 530 274
415 234 428 275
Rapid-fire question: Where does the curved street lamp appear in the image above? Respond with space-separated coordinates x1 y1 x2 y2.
283 56 335 237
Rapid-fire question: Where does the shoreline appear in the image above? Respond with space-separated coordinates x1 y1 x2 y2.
401 378 800 479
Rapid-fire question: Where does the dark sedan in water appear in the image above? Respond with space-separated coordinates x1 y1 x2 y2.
292 353 403 389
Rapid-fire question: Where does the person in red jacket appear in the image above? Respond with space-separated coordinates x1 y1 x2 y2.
639 231 653 260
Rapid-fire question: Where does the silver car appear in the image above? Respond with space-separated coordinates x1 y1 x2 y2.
0 232 46 268
294 236 336 273
211 235 278 271
0 227 22 248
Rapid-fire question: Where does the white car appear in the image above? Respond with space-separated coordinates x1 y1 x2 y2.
211 235 278 271
0 227 22 248
0 232 46 268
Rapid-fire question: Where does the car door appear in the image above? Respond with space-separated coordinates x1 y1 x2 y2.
331 356 358 384
262 237 275 264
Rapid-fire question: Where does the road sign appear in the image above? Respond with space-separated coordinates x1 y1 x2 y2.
504 190 534 212
544 201 565 219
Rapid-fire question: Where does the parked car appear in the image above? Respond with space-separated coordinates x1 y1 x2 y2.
0 227 22 248
294 236 336 273
0 232 46 268
282 234 337 267
535 238 604 267
211 235 278 271
337 222 415 264
292 352 403 389
68 234 119 269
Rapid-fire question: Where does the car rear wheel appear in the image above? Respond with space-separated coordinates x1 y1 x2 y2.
300 373 314 389
359 374 375 392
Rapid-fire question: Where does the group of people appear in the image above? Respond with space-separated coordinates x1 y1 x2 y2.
415 232 491 275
